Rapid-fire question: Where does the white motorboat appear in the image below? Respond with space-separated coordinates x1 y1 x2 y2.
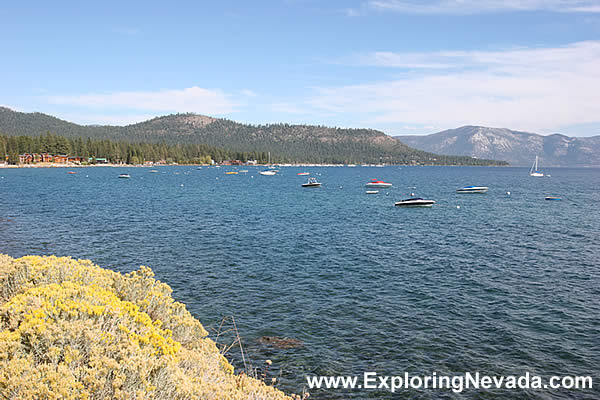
365 180 392 188
456 186 488 193
259 170 277 176
394 197 435 207
365 190 379 194
301 177 321 187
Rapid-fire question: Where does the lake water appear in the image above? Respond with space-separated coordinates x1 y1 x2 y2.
0 166 598 399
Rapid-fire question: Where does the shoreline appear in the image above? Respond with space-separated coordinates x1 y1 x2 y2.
0 162 516 169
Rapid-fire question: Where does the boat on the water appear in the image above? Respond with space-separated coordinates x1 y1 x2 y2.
365 180 392 188
366 190 379 194
67 171 76 174
545 196 562 201
225 171 238 175
456 186 488 193
149 170 158 173
297 172 310 176
259 170 277 176
530 156 544 177
118 174 131 179
394 198 435 207
302 177 321 187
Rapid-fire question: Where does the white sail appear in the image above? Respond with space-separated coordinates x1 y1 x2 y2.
530 156 544 177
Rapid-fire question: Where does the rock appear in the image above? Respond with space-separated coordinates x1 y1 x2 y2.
258 336 303 349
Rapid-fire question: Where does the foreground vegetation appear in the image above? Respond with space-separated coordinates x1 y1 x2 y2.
0 254 292 400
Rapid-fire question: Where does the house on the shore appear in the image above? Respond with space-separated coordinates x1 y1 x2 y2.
17 153 89 165
18 154 34 164
68 156 83 164
88 157 108 164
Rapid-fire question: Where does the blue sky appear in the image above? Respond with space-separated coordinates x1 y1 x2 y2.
2 0 600 136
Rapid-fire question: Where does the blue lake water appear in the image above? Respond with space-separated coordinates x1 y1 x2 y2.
0 166 599 399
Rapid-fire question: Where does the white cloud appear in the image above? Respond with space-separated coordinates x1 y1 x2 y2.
307 41 600 133
270 102 311 114
367 0 600 14
344 8 361 16
241 89 258 97
45 86 239 115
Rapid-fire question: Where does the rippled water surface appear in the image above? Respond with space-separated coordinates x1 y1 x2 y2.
1 166 599 399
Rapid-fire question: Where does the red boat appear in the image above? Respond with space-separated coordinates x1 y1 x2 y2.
365 180 392 188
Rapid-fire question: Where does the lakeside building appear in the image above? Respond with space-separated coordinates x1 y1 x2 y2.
17 153 95 165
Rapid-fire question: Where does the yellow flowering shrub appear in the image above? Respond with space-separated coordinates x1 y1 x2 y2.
0 254 291 400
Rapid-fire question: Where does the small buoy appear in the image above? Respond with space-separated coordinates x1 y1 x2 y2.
339 186 343 189
457 205 461 209
180 184 184 187
410 192 415 196
506 191 511 195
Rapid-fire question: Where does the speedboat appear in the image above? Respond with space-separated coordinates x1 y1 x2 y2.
149 170 158 173
302 177 321 187
225 171 238 175
259 170 277 176
67 171 77 174
394 198 435 207
365 190 379 194
118 174 131 179
297 172 310 176
545 196 561 201
456 186 488 193
365 180 392 188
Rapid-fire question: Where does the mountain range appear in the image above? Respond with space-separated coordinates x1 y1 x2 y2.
0 107 504 166
396 126 600 167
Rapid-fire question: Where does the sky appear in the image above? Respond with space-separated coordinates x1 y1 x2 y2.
2 0 600 136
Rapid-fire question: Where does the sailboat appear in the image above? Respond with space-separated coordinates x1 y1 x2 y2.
530 156 544 177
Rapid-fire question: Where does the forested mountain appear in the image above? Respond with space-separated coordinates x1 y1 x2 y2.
0 133 262 165
0 107 506 165
396 126 600 167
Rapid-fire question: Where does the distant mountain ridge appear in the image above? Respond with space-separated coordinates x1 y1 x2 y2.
396 126 600 167
0 107 505 165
